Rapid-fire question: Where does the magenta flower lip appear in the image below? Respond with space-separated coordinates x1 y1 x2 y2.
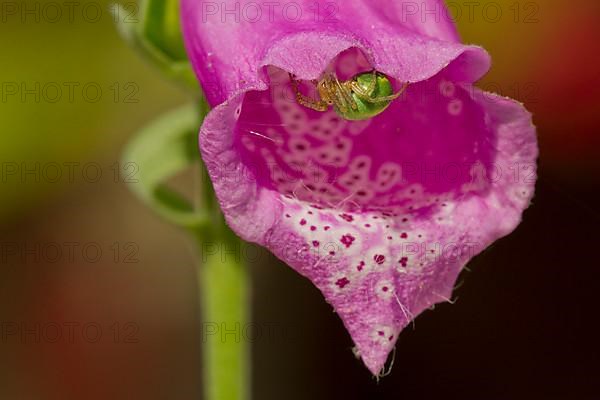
182 0 538 375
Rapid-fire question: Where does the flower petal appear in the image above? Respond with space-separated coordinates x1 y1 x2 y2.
183 0 537 374
364 0 462 43
182 0 489 105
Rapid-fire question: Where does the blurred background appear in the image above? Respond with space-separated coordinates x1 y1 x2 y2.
1 0 599 399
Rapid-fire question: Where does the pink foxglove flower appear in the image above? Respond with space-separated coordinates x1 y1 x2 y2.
182 0 538 374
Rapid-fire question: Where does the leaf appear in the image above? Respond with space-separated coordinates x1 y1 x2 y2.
111 1 199 91
140 0 188 61
121 103 210 231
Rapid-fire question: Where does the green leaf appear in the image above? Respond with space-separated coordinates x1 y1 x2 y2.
140 0 188 61
112 1 199 91
121 102 210 231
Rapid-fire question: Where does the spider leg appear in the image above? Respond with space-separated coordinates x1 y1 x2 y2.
363 70 378 96
289 73 329 112
334 76 358 111
326 77 349 114
350 81 409 104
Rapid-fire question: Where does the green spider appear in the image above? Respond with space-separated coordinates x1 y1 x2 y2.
289 70 409 121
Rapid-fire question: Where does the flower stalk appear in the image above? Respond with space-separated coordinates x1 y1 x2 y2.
120 101 251 400
194 161 250 400
116 1 252 398
194 227 250 400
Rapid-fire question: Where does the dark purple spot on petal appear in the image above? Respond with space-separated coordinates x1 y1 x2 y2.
335 277 350 288
357 261 365 271
339 213 354 222
340 234 356 248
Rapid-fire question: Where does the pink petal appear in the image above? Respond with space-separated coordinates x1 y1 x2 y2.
182 0 490 106
182 0 537 374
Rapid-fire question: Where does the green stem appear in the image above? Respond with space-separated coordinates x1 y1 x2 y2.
194 149 250 400
117 1 249 393
195 228 250 400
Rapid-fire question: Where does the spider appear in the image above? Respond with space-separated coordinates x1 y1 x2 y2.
289 70 409 121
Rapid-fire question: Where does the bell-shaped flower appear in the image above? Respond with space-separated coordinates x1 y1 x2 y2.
182 0 538 374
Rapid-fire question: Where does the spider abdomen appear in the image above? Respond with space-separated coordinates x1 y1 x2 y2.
335 72 396 121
